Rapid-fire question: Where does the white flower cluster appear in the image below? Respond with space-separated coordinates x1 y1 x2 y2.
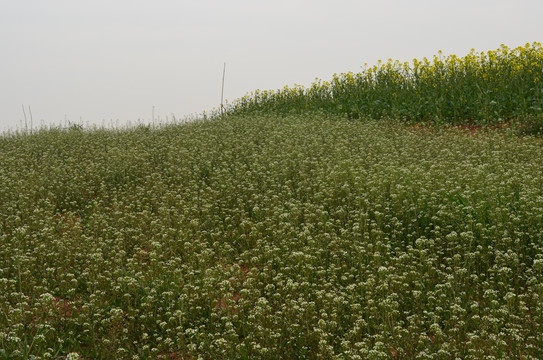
1 114 542 358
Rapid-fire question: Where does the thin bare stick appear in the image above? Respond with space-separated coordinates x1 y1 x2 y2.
22 105 28 133
221 62 226 116
28 106 33 134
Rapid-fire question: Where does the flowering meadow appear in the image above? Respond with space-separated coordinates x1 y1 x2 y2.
228 43 543 124
1 113 543 359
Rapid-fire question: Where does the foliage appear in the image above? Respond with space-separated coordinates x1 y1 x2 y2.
227 43 543 124
515 114 543 136
1 115 543 358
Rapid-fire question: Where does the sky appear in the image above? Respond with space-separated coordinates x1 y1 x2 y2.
1 0 542 132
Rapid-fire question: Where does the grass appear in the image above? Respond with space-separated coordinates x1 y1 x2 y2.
1 114 543 359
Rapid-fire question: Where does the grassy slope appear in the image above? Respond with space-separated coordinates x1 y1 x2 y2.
1 115 543 359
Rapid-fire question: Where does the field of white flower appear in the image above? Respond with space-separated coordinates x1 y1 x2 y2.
1 114 543 359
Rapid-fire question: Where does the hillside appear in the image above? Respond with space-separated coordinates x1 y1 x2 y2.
1 114 543 358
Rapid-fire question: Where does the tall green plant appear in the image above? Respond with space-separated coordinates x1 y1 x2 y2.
227 43 543 123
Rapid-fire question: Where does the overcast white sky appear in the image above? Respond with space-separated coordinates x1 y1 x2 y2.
1 0 542 132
